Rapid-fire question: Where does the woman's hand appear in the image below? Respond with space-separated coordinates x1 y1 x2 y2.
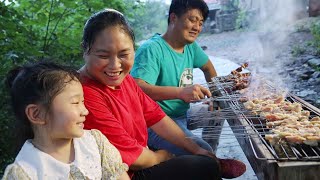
130 148 174 171
154 149 174 163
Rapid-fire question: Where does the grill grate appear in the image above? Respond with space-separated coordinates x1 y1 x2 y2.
189 76 320 161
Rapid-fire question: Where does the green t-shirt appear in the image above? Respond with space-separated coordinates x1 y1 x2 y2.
131 34 208 117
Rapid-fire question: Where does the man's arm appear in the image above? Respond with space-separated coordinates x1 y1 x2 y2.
134 79 181 101
200 59 217 82
134 78 211 102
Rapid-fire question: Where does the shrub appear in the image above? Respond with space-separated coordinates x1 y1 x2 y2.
291 45 306 57
311 22 320 55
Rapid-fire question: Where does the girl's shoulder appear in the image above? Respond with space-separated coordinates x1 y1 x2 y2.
79 129 108 149
2 163 31 180
83 129 102 138
84 129 108 144
83 129 116 151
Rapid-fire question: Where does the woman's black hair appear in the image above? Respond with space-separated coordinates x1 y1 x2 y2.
168 0 209 24
81 9 135 54
6 61 79 152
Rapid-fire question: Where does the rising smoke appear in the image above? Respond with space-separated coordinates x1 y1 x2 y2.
240 0 308 96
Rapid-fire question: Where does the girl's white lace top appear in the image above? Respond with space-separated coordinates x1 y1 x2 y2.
2 129 128 180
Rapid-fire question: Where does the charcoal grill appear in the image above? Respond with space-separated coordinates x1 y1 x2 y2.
189 75 320 180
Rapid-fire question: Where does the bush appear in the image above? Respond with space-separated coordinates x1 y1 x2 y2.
291 45 306 57
235 10 247 29
0 85 15 176
311 22 320 55
0 0 127 175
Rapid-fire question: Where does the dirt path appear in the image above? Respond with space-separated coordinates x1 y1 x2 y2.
198 31 258 63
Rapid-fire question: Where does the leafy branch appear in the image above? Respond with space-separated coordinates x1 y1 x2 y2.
42 0 55 53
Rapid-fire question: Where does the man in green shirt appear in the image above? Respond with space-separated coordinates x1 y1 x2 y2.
131 0 218 155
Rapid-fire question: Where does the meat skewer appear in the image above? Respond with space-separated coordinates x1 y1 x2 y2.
231 62 249 75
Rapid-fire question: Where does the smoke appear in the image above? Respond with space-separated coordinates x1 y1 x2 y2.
240 0 308 95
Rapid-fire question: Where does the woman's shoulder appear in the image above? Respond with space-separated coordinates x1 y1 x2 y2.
120 75 138 88
2 163 31 180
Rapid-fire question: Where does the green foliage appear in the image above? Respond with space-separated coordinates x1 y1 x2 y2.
0 2 24 176
125 0 168 41
235 6 257 30
235 9 247 30
312 65 320 72
311 22 320 55
294 24 310 33
307 41 313 46
309 60 320 72
0 84 14 177
221 0 239 11
12 0 126 65
291 45 306 57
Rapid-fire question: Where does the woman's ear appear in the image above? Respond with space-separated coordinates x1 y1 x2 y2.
25 104 46 125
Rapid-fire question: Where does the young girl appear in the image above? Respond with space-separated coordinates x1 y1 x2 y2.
79 9 246 179
2 61 129 180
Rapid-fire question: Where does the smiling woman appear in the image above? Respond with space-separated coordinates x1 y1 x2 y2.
79 8 224 180
80 9 135 89
81 26 134 88
79 7 245 180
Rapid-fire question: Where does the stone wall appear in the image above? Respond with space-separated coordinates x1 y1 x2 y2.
309 0 320 17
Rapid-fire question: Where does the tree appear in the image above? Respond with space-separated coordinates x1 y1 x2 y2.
0 0 128 175
12 0 126 65
125 0 169 41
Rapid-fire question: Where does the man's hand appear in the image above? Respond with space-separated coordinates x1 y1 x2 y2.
194 147 218 161
179 84 212 103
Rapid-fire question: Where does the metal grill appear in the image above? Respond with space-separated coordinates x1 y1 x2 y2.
189 74 320 162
